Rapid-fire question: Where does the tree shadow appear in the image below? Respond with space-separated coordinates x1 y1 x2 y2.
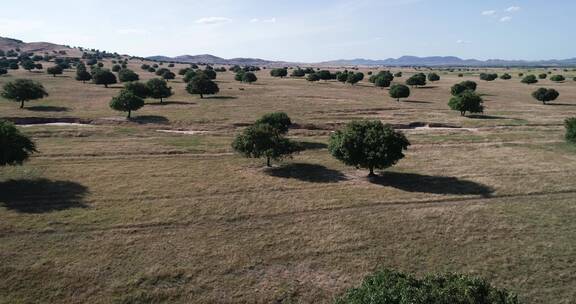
147 101 196 106
416 86 438 89
0 179 89 213
467 114 504 119
265 163 347 183
207 96 237 100
130 115 169 124
369 172 493 197
298 141 328 150
547 103 576 107
26 106 69 112
403 99 432 104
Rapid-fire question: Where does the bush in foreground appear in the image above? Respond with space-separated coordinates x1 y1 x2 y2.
0 120 37 166
335 269 520 304
329 120 410 176
1 79 48 108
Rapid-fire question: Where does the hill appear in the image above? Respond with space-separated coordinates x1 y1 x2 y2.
0 36 82 57
147 54 290 66
319 56 576 67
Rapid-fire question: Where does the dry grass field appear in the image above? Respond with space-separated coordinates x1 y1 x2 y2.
1 61 576 303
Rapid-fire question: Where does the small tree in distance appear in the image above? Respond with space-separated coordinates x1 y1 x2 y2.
532 88 559 105
389 84 410 102
124 81 150 99
427 72 440 83
565 117 576 144
92 69 117 88
242 72 258 84
146 78 172 103
232 123 301 167
521 75 538 85
550 75 565 82
1 79 48 108
186 76 219 98
307 73 320 82
109 90 145 118
448 91 484 116
47 65 63 77
451 81 477 96
329 120 410 176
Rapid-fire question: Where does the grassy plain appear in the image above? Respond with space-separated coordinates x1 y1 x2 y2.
1 61 576 303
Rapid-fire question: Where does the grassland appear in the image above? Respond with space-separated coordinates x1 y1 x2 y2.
1 61 576 303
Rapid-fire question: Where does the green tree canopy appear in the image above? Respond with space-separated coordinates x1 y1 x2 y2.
532 88 559 104
270 68 288 78
242 72 258 84
232 123 301 167
124 81 150 99
427 72 440 82
306 73 320 82
448 91 484 116
1 79 48 108
406 73 426 87
185 76 219 98
521 75 538 85
480 73 498 81
146 78 172 103
109 89 145 118
389 84 410 101
46 65 63 77
92 69 117 88
550 75 565 82
451 81 477 96
500 73 512 80
328 120 410 176
183 70 198 83
117 69 140 82
255 112 292 134
0 120 37 166
565 117 576 144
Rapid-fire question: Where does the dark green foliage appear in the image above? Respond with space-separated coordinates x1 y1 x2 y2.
146 78 172 103
291 69 305 77
140 64 150 70
124 81 150 99
109 90 145 118
329 120 410 176
532 88 559 104
200 69 217 80
347 72 364 85
565 117 576 143
374 76 391 88
307 73 320 82
254 112 292 134
448 91 484 116
46 65 63 77
389 84 410 101
112 64 122 72
550 75 565 82
427 72 440 82
521 75 538 84
155 68 170 76
234 71 245 82
394 71 402 77
183 70 198 83
451 81 477 96
0 68 7 75
270 68 288 78
336 72 349 83
1 79 48 108
538 73 547 79
480 73 498 81
334 269 520 304
242 72 257 84
0 120 37 166
178 68 190 75
168 63 174 68
518 73 524 77
458 73 464 77
232 123 301 167
75 70 92 83
317 70 332 81
9 62 19 70
147 67 156 73
500 73 512 80
117 69 140 82
162 71 176 80
406 73 426 87
21 60 36 71
186 76 219 98
92 69 117 87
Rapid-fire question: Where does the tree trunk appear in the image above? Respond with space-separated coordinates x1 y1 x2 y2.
20 100 24 109
397 98 400 102
461 111 465 116
160 97 163 103
266 157 271 167
127 110 131 119
200 93 203 99
105 84 108 88
368 166 375 177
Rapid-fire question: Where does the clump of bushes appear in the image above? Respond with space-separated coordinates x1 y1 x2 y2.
565 117 576 143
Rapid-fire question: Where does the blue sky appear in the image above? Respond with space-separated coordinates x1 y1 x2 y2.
1 0 574 62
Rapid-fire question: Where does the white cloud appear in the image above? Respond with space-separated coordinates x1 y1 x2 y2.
249 18 260 23
249 17 277 24
456 40 472 44
500 16 512 22
195 17 232 25
116 29 147 35
481 10 496 16
506 6 520 12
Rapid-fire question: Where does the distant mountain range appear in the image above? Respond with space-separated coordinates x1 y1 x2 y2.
146 54 291 66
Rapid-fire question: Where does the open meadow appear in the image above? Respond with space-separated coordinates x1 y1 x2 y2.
2 61 576 303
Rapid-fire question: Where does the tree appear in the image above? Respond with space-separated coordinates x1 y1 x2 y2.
109 89 145 118
406 73 426 87
112 64 122 72
550 75 565 82
336 72 349 83
317 70 332 81
124 81 150 99
75 69 92 83
141 64 150 70
200 69 217 80
394 71 402 77
521 75 538 84
254 112 292 134
242 72 257 84
500 73 512 80
427 72 440 83
448 91 484 116
538 73 548 79
118 69 139 82
306 73 320 82
1 79 48 108
186 76 219 98
329 120 410 176
146 78 172 103
480 73 498 81
234 71 245 82
389 84 410 102
291 69 305 77
334 269 520 304
532 88 559 105
565 117 576 143
183 70 198 82
0 68 8 76
451 80 477 96
21 60 36 71
374 75 392 89
347 72 363 85
232 123 301 167
46 65 63 77
162 71 176 80
0 120 37 166
92 69 117 88
270 68 288 78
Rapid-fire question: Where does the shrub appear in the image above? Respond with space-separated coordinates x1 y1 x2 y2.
480 73 498 81
162 71 176 80
538 73 547 79
109 89 145 118
347 72 363 85
317 70 332 81
565 117 576 143
451 81 477 96
270 68 288 78
0 120 37 166
306 73 320 82
448 91 484 116
46 65 63 77
389 84 410 101
1 79 48 108
117 69 139 82
242 72 257 84
0 68 7 75
254 112 292 134
521 75 538 84
329 120 410 176
112 64 122 72
532 88 559 104
427 72 440 82
500 73 512 80
406 73 426 87
550 75 565 82
335 269 520 304
183 70 198 83
291 69 305 77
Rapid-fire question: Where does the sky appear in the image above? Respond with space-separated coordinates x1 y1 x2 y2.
0 0 574 62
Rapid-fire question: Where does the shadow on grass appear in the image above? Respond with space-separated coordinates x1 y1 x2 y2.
26 106 69 112
298 141 328 150
147 101 196 106
467 114 505 119
130 115 169 124
547 103 576 107
369 172 493 197
265 163 347 183
403 99 432 104
0 179 89 213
